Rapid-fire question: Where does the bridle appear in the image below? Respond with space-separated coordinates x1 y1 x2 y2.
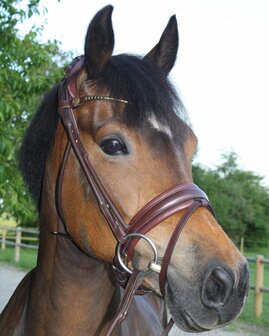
55 56 214 335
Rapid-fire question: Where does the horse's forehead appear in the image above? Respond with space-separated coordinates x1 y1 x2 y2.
147 114 173 139
78 77 196 156
144 112 197 153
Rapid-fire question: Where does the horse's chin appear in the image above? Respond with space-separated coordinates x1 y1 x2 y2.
165 277 247 333
165 281 219 333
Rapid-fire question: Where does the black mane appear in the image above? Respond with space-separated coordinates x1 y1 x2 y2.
19 84 59 210
98 54 186 127
19 54 187 210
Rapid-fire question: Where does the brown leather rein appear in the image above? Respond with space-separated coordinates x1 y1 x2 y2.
55 56 214 335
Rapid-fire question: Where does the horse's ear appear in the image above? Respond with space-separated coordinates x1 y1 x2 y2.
144 15 178 75
84 5 114 79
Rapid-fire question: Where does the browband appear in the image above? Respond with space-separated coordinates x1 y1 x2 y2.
58 95 129 110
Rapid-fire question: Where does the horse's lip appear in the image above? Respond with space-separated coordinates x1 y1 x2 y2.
166 280 211 332
181 309 211 332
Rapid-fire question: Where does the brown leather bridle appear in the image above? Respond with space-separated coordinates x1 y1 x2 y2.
55 56 214 335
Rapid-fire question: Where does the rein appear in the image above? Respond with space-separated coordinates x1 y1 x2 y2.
55 56 214 335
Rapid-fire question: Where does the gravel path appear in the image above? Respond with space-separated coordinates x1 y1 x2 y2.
0 265 262 335
0 264 27 312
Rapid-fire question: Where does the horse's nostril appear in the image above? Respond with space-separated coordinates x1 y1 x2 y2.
202 268 234 308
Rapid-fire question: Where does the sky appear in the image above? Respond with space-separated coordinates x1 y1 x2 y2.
24 0 269 185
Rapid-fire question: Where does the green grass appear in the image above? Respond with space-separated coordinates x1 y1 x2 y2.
0 246 37 270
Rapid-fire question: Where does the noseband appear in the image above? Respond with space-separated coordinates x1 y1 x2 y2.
56 56 214 335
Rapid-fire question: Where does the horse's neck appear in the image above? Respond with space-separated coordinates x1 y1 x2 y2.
26 230 166 336
24 211 117 335
22 173 166 336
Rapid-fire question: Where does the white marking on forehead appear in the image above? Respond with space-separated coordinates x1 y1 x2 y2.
148 114 173 139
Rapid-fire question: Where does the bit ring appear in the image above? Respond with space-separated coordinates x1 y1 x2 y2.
116 233 159 275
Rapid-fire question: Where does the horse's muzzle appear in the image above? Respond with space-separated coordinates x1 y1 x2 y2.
166 261 249 332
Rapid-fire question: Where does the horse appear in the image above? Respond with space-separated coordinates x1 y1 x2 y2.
0 5 249 336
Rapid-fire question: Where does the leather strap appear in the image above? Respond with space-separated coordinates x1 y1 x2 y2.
159 199 210 296
124 183 211 261
59 95 129 110
58 56 131 243
128 183 204 226
58 107 129 242
162 318 174 336
106 270 144 335
55 141 72 233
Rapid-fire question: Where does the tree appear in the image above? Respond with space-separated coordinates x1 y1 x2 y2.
193 152 269 248
0 0 71 226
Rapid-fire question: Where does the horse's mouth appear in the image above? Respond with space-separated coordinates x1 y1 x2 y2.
166 280 217 333
181 309 211 332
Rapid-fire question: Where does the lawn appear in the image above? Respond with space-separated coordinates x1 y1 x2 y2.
237 250 269 329
0 246 37 270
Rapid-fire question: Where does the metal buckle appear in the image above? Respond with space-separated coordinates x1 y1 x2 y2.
116 233 161 275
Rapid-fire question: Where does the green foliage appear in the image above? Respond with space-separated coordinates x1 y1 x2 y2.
193 152 269 247
0 0 71 226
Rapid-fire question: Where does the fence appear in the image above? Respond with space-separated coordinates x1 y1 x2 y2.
247 255 269 318
0 226 39 262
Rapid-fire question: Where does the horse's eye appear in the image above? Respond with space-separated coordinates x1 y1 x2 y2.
100 138 128 156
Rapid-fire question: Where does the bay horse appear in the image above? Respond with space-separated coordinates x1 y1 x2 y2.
0 5 249 336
